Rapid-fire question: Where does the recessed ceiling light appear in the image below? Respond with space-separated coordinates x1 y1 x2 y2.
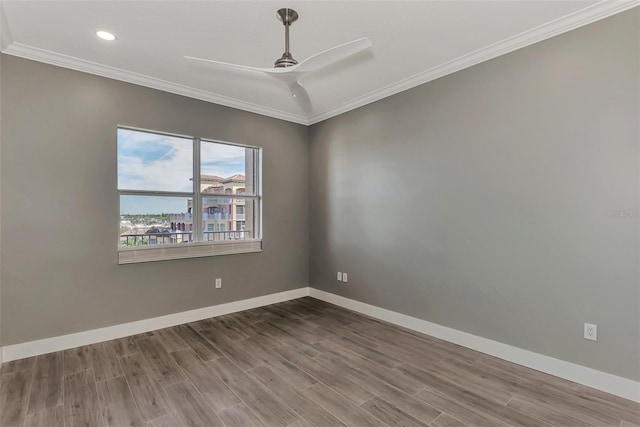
96 31 116 41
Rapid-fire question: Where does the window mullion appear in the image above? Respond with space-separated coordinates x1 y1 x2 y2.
193 138 202 243
256 148 262 239
118 189 193 197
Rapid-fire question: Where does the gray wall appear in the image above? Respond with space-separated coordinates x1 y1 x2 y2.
309 10 640 381
1 55 309 345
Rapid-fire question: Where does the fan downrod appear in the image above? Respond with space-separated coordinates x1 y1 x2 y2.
274 8 299 68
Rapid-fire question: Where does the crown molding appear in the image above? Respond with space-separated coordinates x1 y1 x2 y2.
1 1 637 127
1 42 310 126
307 0 640 125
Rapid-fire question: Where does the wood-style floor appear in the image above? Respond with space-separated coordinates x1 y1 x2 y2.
0 297 638 427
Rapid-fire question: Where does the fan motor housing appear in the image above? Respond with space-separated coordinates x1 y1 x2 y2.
274 54 298 68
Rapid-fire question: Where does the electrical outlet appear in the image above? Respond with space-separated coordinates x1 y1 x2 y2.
215 278 222 289
337 272 342 281
342 272 348 283
584 323 597 341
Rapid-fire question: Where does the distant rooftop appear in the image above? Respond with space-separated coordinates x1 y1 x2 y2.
199 174 245 184
223 174 245 183
200 175 225 182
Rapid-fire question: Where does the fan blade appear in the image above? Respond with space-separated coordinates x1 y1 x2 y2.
185 37 371 76
290 81 312 113
185 55 302 76
184 56 275 74
294 38 371 73
186 56 311 112
265 74 311 112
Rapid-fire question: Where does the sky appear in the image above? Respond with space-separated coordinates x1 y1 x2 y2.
118 128 247 214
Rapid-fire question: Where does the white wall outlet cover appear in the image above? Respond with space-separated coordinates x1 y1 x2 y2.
337 272 342 281
215 278 222 289
342 273 348 282
584 323 597 341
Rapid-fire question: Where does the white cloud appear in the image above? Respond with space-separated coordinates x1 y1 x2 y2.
118 138 193 192
118 129 249 193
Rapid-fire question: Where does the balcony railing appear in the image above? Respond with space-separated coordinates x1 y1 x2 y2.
120 231 193 246
169 213 192 221
203 213 231 220
119 230 251 247
203 230 249 241
204 198 247 206
204 198 231 204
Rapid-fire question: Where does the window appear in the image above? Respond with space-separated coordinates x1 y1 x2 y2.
117 127 261 263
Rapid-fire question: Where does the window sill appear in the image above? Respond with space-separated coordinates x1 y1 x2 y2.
118 240 262 264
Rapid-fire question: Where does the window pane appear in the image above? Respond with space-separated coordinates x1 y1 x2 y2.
200 141 255 195
118 128 193 192
202 197 257 241
120 195 192 246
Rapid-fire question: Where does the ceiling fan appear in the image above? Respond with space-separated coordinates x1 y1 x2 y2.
185 8 372 113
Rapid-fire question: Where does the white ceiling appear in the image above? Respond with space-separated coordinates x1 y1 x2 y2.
1 1 637 125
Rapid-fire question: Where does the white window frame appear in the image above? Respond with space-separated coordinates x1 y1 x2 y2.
117 127 262 264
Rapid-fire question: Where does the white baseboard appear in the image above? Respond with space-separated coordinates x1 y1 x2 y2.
1 287 310 362
309 288 640 403
3 285 638 403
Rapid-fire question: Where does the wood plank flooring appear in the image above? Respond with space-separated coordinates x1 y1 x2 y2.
1 297 638 427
